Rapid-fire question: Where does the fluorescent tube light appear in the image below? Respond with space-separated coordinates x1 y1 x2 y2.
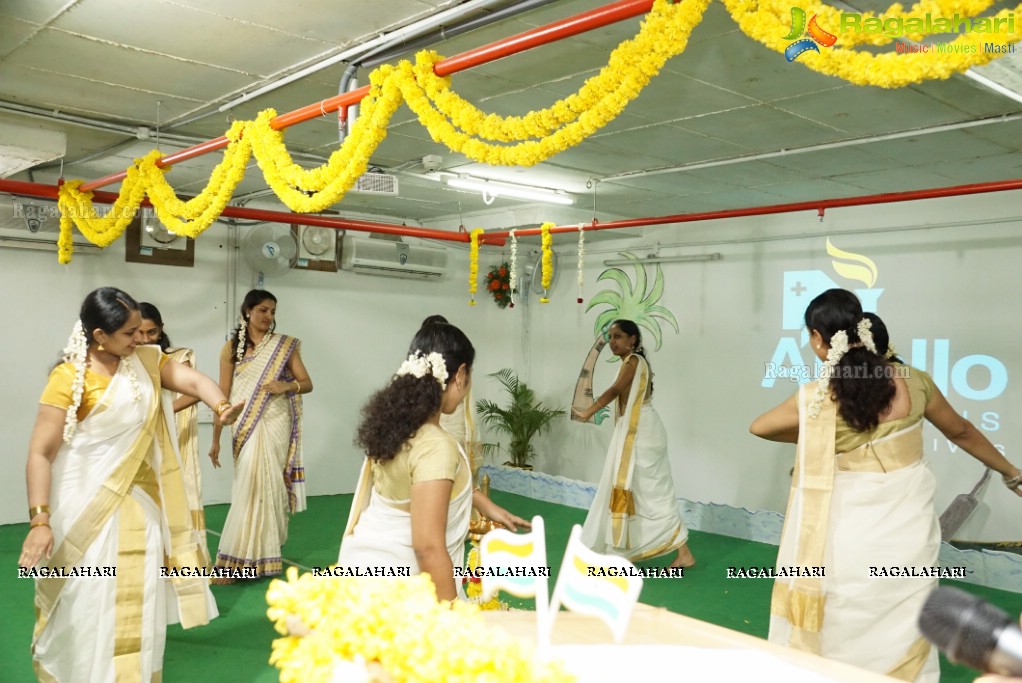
447 177 574 205
603 253 723 266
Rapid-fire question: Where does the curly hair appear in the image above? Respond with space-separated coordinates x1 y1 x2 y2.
805 290 896 432
356 322 475 461
229 289 277 364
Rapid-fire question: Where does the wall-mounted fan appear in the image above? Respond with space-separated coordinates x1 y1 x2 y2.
300 226 333 257
520 248 560 303
241 224 298 281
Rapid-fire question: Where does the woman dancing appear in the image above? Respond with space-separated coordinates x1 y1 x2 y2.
19 287 241 682
751 289 1021 682
573 319 695 569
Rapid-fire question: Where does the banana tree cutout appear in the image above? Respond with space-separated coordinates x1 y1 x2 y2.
571 252 679 423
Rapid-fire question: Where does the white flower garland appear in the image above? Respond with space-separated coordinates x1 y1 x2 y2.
236 317 248 361
577 223 585 304
61 320 88 444
808 329 849 419
122 355 142 403
508 229 517 308
857 317 877 355
885 343 898 359
395 350 449 389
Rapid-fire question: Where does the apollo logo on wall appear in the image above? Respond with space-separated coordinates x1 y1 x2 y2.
762 239 1008 454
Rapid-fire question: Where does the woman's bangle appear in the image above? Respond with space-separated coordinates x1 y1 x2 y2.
30 521 51 529
213 399 231 417
29 505 50 521
292 380 301 394
1003 470 1022 489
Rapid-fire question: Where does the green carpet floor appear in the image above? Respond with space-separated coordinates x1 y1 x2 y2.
3 491 1020 682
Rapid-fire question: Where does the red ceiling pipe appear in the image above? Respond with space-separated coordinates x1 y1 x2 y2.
79 0 655 193
0 178 467 242
478 178 1022 243
434 0 653 76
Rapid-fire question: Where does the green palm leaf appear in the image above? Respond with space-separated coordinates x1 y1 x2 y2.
475 369 565 467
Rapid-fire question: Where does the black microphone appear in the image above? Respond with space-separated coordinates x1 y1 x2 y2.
918 586 1022 676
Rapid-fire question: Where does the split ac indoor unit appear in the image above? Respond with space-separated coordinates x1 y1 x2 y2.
340 235 447 280
0 197 101 254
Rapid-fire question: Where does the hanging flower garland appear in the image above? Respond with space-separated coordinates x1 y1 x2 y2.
508 229 517 309
539 222 554 304
406 0 710 144
468 228 484 305
576 223 586 304
396 0 713 168
53 0 1022 264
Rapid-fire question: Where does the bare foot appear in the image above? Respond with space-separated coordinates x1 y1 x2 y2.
669 543 696 569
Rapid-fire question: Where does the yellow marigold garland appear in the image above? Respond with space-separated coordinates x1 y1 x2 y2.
468 228 484 305
57 162 148 263
408 0 706 143
52 0 1022 263
463 545 509 610
398 0 712 166
265 568 573 683
539 222 553 304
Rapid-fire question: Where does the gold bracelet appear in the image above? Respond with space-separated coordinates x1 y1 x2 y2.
292 380 301 394
30 521 50 529
29 505 50 520
213 399 231 416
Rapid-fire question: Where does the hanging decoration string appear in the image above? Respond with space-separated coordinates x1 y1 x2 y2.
539 222 554 304
576 223 586 304
509 228 517 309
53 0 1020 264
468 228 484 306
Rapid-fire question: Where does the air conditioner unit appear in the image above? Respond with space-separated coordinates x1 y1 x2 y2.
351 172 399 195
340 236 447 280
0 197 101 254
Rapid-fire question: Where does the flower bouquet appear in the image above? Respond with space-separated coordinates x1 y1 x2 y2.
485 262 514 309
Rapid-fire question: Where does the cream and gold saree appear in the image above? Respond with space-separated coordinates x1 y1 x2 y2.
581 354 687 561
770 373 939 682
215 334 305 577
33 345 215 683
339 425 474 595
164 347 210 566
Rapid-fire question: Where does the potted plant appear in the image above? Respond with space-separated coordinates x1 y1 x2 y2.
475 369 565 469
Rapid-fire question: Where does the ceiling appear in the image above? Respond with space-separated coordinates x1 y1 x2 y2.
1 0 1021 239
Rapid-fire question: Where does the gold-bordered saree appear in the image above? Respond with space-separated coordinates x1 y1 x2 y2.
215 334 305 577
580 353 687 562
769 379 939 682
33 345 215 683
165 347 210 567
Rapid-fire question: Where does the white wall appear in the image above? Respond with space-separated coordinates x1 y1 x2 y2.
2 190 1019 543
519 189 1021 542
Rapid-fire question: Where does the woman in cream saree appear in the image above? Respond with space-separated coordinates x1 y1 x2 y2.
752 292 1022 682
574 320 694 567
138 302 210 566
211 289 312 579
338 322 527 600
20 287 240 683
